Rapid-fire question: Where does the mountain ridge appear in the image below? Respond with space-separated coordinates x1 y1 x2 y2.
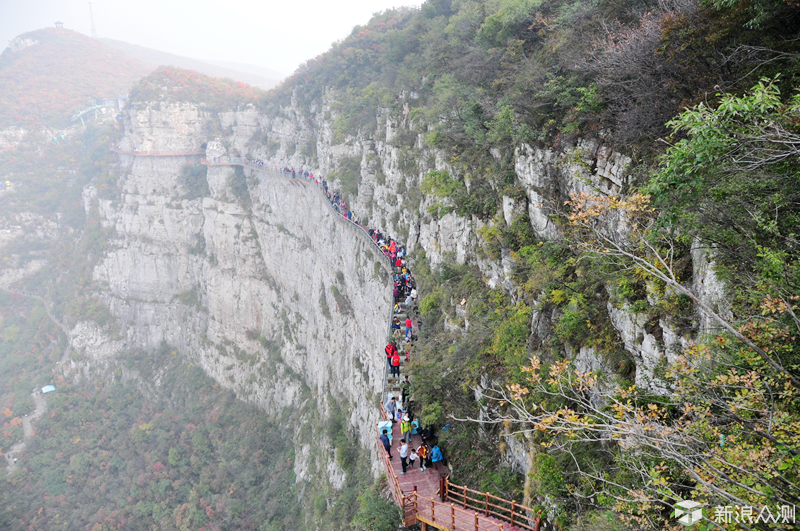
99 38 282 90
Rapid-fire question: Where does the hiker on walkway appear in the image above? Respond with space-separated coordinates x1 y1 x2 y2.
418 443 429 471
405 316 413 338
385 396 398 422
380 429 393 460
392 317 402 336
404 291 414 307
391 351 401 378
385 342 397 369
401 375 412 407
430 444 443 472
420 425 435 445
408 447 418 470
401 414 413 443
399 439 409 474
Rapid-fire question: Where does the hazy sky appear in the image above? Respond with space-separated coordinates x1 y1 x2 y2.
0 0 422 77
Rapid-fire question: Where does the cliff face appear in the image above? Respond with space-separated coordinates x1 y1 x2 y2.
80 106 392 485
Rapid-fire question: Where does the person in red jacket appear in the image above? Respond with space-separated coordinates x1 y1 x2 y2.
405 317 413 339
385 342 397 370
391 351 401 378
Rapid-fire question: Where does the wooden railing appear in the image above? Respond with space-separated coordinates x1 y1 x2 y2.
408 490 516 531
376 421 404 508
443 479 542 531
110 146 204 156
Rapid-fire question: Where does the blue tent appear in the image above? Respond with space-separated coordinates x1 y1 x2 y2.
41 385 55 393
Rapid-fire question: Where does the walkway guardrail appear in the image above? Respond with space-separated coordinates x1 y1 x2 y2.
111 146 204 157
444 480 542 531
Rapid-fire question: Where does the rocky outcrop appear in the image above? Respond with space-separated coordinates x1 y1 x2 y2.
119 102 207 153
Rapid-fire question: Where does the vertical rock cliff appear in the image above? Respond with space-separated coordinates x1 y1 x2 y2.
81 103 393 488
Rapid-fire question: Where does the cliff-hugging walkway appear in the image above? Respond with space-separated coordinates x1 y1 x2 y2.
198 156 543 531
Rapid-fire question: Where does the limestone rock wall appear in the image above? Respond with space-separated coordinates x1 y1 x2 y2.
83 106 393 486
119 102 207 153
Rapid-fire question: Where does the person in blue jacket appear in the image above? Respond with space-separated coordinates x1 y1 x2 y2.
430 444 443 465
380 429 393 460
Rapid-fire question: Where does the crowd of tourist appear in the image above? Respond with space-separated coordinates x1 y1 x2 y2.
292 163 440 478
375 231 447 477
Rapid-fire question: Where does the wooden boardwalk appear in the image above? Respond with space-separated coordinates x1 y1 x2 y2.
110 146 204 156
377 410 540 531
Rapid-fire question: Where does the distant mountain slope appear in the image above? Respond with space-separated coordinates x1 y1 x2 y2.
99 39 282 90
0 28 153 129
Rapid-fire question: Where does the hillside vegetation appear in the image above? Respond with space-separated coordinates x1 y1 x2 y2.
259 0 800 528
129 66 266 111
0 350 300 531
0 28 152 128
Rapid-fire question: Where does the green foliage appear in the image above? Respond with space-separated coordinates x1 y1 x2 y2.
419 402 444 427
649 78 800 299
0 121 120 225
0 292 62 450
331 83 395 142
329 155 362 199
0 351 300 530
478 0 544 46
319 290 331 318
228 166 252 209
531 453 567 499
350 477 402 531
173 289 202 308
179 162 209 200
488 303 532 370
421 169 498 219
704 0 790 28
326 402 360 469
